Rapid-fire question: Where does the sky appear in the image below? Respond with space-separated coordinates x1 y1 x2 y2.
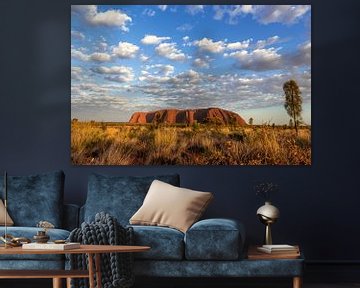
71 5 311 125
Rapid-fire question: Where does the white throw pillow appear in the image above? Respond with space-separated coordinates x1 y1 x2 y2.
0 199 14 226
130 180 213 233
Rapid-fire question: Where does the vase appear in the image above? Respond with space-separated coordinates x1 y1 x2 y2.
33 230 50 243
256 201 280 245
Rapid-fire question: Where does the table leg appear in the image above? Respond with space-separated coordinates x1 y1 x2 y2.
52 278 62 288
95 253 102 288
88 253 95 288
293 276 302 288
66 277 72 288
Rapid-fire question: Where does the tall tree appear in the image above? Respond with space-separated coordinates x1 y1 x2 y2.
249 117 253 125
283 80 302 135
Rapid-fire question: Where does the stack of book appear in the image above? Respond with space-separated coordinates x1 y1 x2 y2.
248 244 300 259
257 244 299 254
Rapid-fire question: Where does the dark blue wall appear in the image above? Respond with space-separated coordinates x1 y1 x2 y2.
0 0 359 263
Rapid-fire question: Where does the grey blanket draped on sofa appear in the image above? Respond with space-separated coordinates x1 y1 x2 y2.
68 212 134 288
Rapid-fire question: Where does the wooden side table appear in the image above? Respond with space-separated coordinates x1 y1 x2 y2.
0 244 150 288
247 245 303 288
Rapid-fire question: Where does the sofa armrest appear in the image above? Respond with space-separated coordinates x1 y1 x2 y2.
184 218 245 260
63 204 80 231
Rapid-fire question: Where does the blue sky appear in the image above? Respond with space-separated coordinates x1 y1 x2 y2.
71 5 311 124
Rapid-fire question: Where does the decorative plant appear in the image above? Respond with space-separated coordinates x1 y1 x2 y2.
37 221 55 233
254 181 279 202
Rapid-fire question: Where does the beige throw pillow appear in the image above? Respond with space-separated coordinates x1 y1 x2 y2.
130 180 213 233
0 199 14 226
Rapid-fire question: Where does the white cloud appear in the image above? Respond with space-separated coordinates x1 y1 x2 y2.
183 36 190 42
140 54 150 62
112 42 139 58
194 37 225 53
71 49 111 62
252 5 311 25
71 66 83 80
71 48 89 61
213 5 225 20
141 34 171 45
213 5 254 24
256 35 280 49
186 5 204 15
158 5 167 11
155 43 186 61
71 30 85 40
228 48 282 71
97 42 108 51
226 39 251 50
89 52 111 62
106 75 134 83
176 23 193 32
285 41 311 67
90 65 135 82
176 70 201 84
143 8 156 17
193 57 212 68
146 64 175 76
71 5 132 31
240 5 254 14
213 5 310 25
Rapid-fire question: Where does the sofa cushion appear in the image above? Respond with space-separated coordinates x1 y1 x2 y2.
130 180 213 233
0 170 64 227
184 218 245 260
0 227 70 261
0 199 14 226
84 173 180 225
130 225 184 260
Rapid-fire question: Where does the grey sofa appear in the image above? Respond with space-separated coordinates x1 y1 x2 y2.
80 173 304 283
0 170 78 270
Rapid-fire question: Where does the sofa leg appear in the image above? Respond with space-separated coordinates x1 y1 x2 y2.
293 276 302 288
53 278 62 288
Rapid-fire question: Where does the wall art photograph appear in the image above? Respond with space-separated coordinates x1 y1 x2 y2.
71 5 311 165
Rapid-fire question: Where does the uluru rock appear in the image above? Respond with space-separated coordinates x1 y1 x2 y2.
129 108 247 125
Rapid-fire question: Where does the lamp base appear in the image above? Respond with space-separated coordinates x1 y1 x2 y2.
265 223 272 245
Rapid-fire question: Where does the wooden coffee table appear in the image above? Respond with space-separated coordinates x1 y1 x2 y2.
0 244 150 288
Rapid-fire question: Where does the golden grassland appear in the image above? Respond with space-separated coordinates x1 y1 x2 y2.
71 121 311 165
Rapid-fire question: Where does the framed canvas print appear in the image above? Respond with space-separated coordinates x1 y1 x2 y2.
71 5 311 165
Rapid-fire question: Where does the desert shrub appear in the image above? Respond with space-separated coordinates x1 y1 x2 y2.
228 131 246 142
71 122 311 165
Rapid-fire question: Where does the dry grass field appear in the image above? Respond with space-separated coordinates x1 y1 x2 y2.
71 121 311 165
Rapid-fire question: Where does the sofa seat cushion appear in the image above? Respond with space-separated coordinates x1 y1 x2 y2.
130 225 184 260
0 260 65 270
185 218 245 260
84 174 180 226
0 227 70 261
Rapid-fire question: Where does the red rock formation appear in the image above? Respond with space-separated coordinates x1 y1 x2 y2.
129 108 247 125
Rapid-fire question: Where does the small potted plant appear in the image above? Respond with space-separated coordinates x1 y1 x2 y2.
34 221 55 243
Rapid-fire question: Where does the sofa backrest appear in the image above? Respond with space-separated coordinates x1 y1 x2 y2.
0 170 65 228
82 173 180 226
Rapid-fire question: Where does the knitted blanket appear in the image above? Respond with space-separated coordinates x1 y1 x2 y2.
68 212 134 288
